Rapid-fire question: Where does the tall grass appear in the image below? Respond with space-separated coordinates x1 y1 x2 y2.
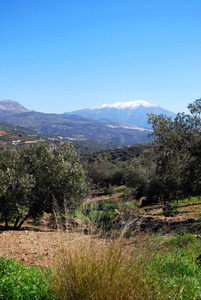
49 236 157 300
48 232 201 300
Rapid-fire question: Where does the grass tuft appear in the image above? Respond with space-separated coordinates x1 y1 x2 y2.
49 237 156 300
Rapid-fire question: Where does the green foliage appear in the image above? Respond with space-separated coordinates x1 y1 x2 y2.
115 185 125 192
147 98 201 206
123 150 158 203
0 143 87 229
0 257 53 300
104 185 115 196
92 188 105 194
0 148 35 228
118 193 126 200
83 200 122 231
146 233 201 299
88 160 123 188
124 99 201 207
83 143 151 163
123 202 139 209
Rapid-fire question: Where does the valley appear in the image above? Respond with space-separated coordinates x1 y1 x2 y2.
0 100 155 146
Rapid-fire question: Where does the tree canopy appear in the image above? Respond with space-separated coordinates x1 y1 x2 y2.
125 99 201 207
0 143 87 229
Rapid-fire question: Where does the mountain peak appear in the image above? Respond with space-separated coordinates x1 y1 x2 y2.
0 99 29 112
68 100 175 128
90 100 158 110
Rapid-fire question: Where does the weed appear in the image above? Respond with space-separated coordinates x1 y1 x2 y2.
0 257 53 300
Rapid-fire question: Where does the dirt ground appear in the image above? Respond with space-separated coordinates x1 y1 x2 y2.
0 227 64 266
1 199 201 267
0 215 95 267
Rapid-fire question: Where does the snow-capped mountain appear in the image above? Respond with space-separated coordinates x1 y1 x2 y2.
67 100 176 128
91 100 157 110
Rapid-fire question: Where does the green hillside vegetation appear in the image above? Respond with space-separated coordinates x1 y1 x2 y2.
0 122 49 148
0 121 120 152
0 110 152 146
82 142 151 163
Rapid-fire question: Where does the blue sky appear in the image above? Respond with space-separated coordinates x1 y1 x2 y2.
0 0 200 114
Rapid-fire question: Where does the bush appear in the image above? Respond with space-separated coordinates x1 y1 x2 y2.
83 200 122 231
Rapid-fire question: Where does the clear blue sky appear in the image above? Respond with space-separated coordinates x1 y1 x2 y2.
0 0 200 114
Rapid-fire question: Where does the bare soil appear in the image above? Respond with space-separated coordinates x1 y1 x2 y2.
0 217 93 267
0 226 63 266
1 198 201 266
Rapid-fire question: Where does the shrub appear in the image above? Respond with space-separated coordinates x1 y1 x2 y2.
83 200 122 231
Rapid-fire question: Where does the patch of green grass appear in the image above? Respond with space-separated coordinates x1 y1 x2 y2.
0 257 54 300
172 196 201 206
114 186 125 192
144 233 201 299
69 208 90 224
92 188 105 194
123 202 139 209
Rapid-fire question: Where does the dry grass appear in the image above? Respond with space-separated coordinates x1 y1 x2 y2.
49 233 159 300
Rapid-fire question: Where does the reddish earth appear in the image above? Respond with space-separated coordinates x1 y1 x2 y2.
0 227 62 266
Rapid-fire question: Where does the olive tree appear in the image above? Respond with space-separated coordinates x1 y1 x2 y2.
0 143 87 229
147 99 201 206
0 149 35 229
124 99 201 208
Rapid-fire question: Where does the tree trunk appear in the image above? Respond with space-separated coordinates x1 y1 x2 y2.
5 217 8 230
17 215 29 229
14 216 20 229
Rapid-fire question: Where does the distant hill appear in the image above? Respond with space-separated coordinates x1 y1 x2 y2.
67 100 176 128
0 99 29 112
0 103 152 146
0 121 48 148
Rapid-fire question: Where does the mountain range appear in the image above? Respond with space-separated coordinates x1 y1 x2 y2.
67 100 176 128
0 99 176 146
